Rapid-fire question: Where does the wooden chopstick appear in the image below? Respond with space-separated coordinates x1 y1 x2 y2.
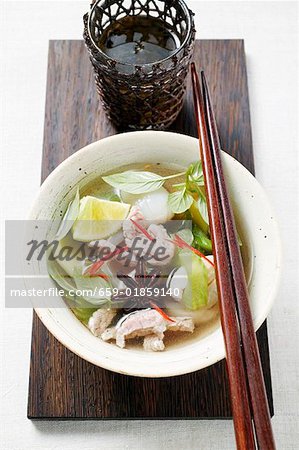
200 70 276 449
191 63 255 450
191 63 276 450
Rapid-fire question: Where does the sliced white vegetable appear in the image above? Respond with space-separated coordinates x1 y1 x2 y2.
121 187 173 223
116 308 151 329
166 266 188 301
120 191 147 204
167 266 188 290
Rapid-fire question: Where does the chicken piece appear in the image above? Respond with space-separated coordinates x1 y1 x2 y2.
143 335 165 352
101 309 167 348
115 249 140 269
88 308 117 337
101 309 195 350
144 224 176 266
85 240 117 271
87 237 136 273
101 327 115 341
167 316 195 333
123 222 176 267
122 205 146 241
121 206 148 268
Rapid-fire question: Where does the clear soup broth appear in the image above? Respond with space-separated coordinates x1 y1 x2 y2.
52 162 251 352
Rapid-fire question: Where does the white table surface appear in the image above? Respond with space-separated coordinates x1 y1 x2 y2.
1 1 298 449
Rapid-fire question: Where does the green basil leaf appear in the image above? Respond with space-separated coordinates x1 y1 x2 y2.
55 187 80 241
186 162 195 177
168 189 194 214
187 161 204 185
103 170 186 194
103 171 165 194
197 193 209 224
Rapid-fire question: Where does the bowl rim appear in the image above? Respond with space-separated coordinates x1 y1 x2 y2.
30 131 282 377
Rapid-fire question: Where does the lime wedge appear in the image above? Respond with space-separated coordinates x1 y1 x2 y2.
72 196 130 242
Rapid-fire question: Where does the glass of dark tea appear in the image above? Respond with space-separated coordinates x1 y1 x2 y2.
83 0 195 130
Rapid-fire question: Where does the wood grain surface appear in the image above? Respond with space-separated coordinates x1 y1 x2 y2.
28 40 274 419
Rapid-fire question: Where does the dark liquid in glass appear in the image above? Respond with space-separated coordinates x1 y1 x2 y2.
98 15 180 64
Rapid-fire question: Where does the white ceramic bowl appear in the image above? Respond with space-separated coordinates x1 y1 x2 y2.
29 131 281 377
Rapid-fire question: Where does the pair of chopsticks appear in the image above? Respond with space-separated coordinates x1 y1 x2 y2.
191 64 276 450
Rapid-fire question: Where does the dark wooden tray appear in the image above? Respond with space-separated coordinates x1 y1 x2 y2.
28 39 274 419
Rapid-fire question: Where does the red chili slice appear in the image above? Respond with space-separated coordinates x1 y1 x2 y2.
150 301 175 323
130 218 154 241
85 245 129 276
